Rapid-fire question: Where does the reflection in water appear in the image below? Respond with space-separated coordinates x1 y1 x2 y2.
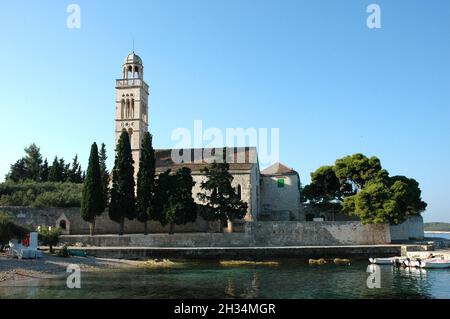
225 278 235 298
1 261 449 299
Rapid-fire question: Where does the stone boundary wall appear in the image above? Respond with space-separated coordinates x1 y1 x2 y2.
390 215 424 241
61 221 391 247
0 206 218 235
3 206 419 246
248 221 391 246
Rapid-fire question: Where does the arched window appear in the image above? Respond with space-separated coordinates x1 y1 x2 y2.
134 66 140 78
131 98 135 118
126 99 130 118
127 66 133 79
121 99 125 119
59 220 67 230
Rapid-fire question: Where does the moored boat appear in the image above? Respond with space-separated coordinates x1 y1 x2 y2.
419 259 450 269
369 258 394 265
404 259 420 268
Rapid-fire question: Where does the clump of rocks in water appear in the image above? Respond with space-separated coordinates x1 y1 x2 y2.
308 258 351 265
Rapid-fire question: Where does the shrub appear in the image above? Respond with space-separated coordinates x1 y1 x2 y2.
0 181 82 208
38 227 62 254
58 244 70 258
0 211 29 251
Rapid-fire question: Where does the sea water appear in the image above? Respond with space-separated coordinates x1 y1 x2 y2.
1 260 449 299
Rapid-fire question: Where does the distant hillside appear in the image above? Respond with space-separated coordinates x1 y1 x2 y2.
424 222 450 232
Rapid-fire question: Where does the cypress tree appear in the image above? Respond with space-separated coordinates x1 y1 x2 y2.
80 143 104 235
136 132 156 234
109 129 135 235
98 143 110 212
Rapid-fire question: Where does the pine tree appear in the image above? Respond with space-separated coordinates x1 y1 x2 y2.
80 143 104 235
48 156 64 182
60 158 70 182
6 159 27 182
109 129 135 235
98 143 109 212
23 143 43 181
136 132 156 234
198 162 248 232
40 158 49 182
68 154 83 183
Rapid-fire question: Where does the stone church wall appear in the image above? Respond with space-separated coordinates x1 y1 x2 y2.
191 170 258 222
260 174 301 221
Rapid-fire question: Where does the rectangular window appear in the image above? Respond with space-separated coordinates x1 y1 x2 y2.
277 178 285 188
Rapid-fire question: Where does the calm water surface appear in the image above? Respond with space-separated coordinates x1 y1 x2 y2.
425 232 450 240
1 260 449 299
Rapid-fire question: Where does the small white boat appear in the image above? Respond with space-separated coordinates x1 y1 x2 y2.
419 259 450 269
369 258 394 265
404 259 420 268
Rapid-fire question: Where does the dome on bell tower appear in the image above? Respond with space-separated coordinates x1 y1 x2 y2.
123 52 143 66
122 51 144 79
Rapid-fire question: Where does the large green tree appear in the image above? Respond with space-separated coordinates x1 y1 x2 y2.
388 176 427 216
302 165 343 206
304 153 427 225
342 181 401 224
136 132 156 234
109 129 135 235
80 143 104 235
198 162 247 232
334 153 389 194
153 168 196 234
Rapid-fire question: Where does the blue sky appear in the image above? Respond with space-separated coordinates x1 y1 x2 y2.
0 1 449 222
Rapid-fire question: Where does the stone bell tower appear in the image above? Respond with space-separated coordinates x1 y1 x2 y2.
115 52 149 177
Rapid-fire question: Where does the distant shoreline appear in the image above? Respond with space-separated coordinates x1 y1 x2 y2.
424 231 450 234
